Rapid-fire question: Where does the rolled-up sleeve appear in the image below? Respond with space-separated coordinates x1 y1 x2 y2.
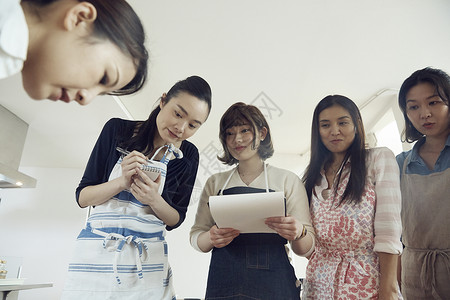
372 147 403 254
284 172 316 257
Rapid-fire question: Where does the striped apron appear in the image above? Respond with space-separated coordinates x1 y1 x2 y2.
62 145 181 300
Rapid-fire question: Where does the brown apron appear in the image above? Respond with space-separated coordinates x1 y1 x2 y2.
400 155 450 299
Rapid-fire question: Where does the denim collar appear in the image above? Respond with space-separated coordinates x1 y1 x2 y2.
409 134 450 164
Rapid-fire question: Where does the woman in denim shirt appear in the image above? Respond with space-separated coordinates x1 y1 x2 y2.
396 67 450 299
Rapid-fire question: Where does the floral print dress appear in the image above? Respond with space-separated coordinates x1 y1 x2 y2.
303 147 403 300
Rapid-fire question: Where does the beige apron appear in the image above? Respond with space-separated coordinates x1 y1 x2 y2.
400 155 450 299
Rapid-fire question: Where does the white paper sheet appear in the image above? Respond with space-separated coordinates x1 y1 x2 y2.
209 191 285 233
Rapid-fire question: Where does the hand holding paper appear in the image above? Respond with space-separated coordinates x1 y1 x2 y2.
265 215 302 241
209 191 285 233
209 225 240 248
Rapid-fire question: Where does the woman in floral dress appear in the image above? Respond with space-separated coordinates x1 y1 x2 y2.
302 95 403 299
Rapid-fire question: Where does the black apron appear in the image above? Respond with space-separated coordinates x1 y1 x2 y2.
205 165 300 300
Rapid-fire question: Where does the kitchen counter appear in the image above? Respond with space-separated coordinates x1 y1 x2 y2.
0 283 53 300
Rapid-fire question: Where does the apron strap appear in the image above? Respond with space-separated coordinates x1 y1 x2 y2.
402 152 411 175
220 168 236 195
263 163 269 193
150 144 183 164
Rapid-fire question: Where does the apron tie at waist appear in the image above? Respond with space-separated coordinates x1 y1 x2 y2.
342 251 368 277
91 228 149 284
409 247 450 300
316 247 370 284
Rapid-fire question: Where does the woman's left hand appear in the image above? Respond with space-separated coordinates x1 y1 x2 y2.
265 215 302 241
130 168 161 206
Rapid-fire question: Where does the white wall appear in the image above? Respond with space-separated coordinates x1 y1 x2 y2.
0 167 86 300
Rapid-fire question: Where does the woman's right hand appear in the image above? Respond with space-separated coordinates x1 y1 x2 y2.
78 150 150 208
209 225 240 248
120 150 149 190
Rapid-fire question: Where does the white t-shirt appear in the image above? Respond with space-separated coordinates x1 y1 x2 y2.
0 0 28 79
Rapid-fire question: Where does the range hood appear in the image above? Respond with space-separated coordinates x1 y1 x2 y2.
0 104 36 188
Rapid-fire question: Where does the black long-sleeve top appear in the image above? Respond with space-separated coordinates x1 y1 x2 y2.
75 118 199 230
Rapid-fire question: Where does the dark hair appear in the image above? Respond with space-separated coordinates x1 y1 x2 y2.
119 76 212 155
398 67 450 143
302 95 366 206
21 0 148 96
218 102 274 165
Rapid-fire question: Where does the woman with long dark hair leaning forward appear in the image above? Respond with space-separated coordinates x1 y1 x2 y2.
62 76 212 299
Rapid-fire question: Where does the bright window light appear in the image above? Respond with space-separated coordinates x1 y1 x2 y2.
375 121 403 155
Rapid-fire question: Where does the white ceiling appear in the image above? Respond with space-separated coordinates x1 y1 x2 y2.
1 0 450 171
